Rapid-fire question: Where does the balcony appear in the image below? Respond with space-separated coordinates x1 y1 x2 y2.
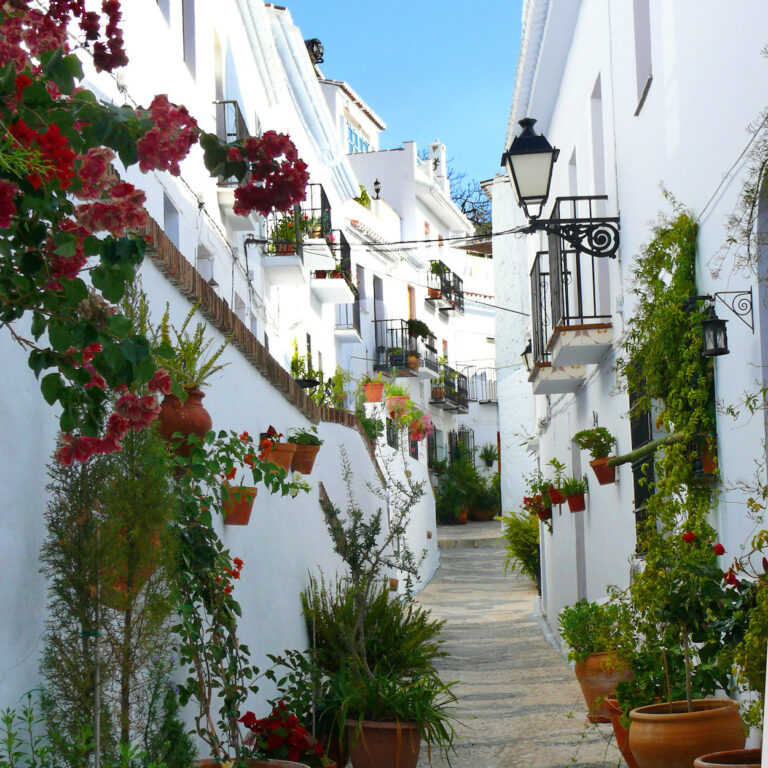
335 300 361 341
373 319 439 378
529 250 585 395
214 99 249 146
426 260 464 313
429 363 468 413
546 196 614 366
475 368 498 404
299 184 335 269
310 270 356 303
261 207 306 285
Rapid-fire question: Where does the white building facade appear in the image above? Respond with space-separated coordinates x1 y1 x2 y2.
494 0 768 628
0 0 498 719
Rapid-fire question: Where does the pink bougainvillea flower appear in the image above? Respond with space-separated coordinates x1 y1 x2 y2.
0 179 19 228
136 95 199 176
147 368 171 395
74 147 116 199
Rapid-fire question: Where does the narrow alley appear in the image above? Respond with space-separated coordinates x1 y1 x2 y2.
416 523 624 768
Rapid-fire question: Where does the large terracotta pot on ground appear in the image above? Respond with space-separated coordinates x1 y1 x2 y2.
222 485 257 525
573 651 633 723
290 444 320 474
694 749 761 768
346 720 420 768
629 699 744 768
606 697 639 768
158 387 212 454
589 457 616 485
362 382 385 402
456 507 468 525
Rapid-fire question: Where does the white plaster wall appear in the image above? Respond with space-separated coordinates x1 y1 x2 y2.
502 0 768 627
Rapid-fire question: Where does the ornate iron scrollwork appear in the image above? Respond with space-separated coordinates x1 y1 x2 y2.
529 218 621 259
714 290 754 331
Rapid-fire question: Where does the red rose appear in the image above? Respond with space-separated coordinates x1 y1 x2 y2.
713 543 725 556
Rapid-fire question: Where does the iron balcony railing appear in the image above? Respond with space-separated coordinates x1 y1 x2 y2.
548 196 613 329
214 99 248 144
335 301 361 336
530 250 551 365
264 205 305 261
426 260 464 312
373 319 432 371
301 183 332 240
461 365 477 401
423 333 439 375
444 364 468 411
475 368 498 403
331 229 352 275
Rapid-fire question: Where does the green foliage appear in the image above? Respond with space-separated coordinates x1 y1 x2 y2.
287 426 323 446
383 381 409 398
300 576 446 680
572 427 616 460
478 443 498 464
353 185 371 208
558 599 622 663
562 476 587 496
500 511 540 590
156 302 230 389
406 319 431 340
360 371 385 385
143 680 196 768
435 455 497 524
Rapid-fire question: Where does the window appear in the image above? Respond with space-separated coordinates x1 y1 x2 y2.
629 390 655 552
346 121 369 154
633 0 652 114
182 0 196 77
386 418 399 449
163 194 179 248
590 75 606 195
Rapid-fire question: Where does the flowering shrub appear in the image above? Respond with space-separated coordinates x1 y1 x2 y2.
409 410 434 441
239 702 326 767
0 1 308 465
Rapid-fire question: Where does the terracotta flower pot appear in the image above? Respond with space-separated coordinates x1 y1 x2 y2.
456 507 468 525
694 749 761 768
430 386 445 400
428 287 441 299
548 487 566 505
291 444 320 474
314 269 327 279
363 381 384 402
573 651 633 723
606 697 639 768
265 442 297 471
590 457 616 485
386 395 409 417
222 485 257 525
346 720 420 768
388 577 398 591
566 493 586 513
158 388 212 455
407 354 420 371
426 529 433 539
195 760 310 768
469 507 496 522
537 506 552 521
629 699 744 768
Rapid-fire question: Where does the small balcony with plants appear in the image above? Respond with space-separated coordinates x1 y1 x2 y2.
545 196 614 366
430 362 468 413
310 229 356 303
373 319 438 378
213 99 251 229
298 183 335 268
528 250 585 395
426 260 464 312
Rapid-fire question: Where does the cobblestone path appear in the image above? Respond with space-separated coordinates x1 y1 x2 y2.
415 537 624 768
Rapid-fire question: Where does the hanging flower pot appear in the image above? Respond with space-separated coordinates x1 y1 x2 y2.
589 457 616 485
548 487 566 505
263 442 297 471
314 269 328 279
222 485 258 525
430 385 445 400
158 387 212 455
363 381 385 402
566 493 586 513
291 444 320 474
386 395 409 417
388 577 398 591
537 505 552 521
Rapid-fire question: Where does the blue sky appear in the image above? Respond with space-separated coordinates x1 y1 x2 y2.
283 1 523 185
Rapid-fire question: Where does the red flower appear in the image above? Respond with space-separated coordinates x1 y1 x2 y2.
233 557 244 568
713 543 725 556
0 179 19 228
137 95 199 176
682 531 695 544
225 466 237 481
147 369 171 395
723 568 740 587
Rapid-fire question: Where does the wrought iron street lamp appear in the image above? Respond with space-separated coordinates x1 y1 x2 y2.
373 178 381 199
521 340 533 372
701 304 729 357
502 117 620 259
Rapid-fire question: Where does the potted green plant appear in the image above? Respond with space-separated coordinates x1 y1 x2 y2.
406 319 431 340
562 476 588 513
360 371 386 402
155 302 231 453
384 382 411 420
271 214 301 253
573 427 617 485
479 443 498 468
546 457 567 505
558 599 633 723
288 426 324 474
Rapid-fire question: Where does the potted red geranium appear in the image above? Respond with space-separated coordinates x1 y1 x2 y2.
239 702 332 767
259 425 296 472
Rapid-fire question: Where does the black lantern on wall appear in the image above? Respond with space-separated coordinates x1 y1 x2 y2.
521 340 533 372
501 118 559 220
373 178 381 199
701 304 729 357
501 117 620 259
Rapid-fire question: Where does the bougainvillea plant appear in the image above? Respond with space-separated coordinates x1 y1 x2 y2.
0 1 308 465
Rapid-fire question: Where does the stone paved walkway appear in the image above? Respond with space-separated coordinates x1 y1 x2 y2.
415 540 624 768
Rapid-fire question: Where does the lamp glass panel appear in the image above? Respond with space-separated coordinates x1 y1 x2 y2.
509 152 555 202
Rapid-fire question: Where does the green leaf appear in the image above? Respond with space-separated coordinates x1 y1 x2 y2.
21 80 53 109
48 323 72 352
108 314 132 339
63 278 88 304
31 312 46 340
120 336 150 366
91 265 126 302
41 373 64 405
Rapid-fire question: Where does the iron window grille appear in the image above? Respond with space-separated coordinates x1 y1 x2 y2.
386 418 399 449
409 438 419 460
629 389 655 554
530 251 551 365
427 431 437 468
